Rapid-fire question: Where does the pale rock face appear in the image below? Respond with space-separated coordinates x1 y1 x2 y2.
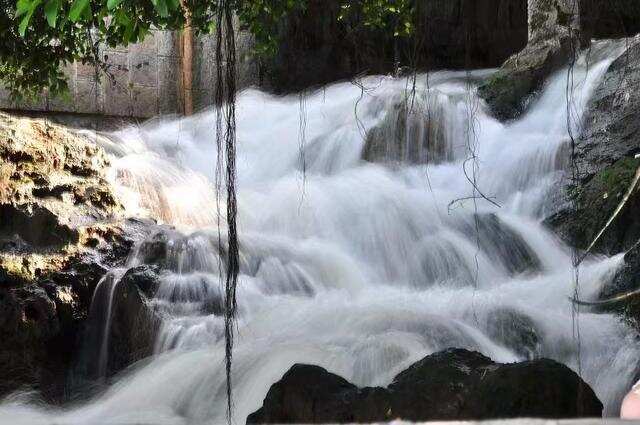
528 0 581 43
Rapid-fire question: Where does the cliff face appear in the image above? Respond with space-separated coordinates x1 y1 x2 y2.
261 0 529 93
0 113 148 401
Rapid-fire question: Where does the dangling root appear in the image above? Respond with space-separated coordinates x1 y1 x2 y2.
571 287 640 310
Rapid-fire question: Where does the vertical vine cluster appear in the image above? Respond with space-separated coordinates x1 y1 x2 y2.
213 0 240 422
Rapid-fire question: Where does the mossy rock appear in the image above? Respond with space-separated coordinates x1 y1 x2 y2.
550 157 640 254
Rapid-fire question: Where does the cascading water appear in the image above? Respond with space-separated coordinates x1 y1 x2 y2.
2 40 639 424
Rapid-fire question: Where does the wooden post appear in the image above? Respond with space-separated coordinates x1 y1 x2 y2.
180 1 194 116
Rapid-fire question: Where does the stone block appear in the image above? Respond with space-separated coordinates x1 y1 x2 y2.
102 51 130 87
131 54 158 87
158 30 181 57
47 89 75 113
158 57 182 115
131 85 158 117
74 80 103 114
130 31 158 55
76 61 100 81
193 88 214 112
104 79 134 117
13 94 47 111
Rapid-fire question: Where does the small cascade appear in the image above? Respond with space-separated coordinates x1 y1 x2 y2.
1 40 639 425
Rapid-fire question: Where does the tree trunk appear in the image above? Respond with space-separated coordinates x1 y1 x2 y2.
180 1 194 116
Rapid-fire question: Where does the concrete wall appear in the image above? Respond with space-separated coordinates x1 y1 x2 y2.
0 29 258 118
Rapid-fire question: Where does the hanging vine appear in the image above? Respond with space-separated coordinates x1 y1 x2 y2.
212 0 240 421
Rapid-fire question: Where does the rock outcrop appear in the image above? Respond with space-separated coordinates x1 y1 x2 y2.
362 94 453 165
0 112 147 400
543 38 640 326
248 348 602 423
548 38 640 255
478 0 584 121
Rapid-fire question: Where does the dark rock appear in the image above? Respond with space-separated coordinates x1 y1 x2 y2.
581 0 640 39
485 308 542 360
135 231 171 267
104 265 160 375
551 157 640 255
457 214 541 275
547 39 640 255
248 348 602 423
262 0 527 94
363 96 452 165
576 40 640 181
0 284 63 399
0 204 80 248
0 113 148 401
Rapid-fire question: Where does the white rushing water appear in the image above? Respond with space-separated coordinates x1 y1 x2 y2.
2 40 639 424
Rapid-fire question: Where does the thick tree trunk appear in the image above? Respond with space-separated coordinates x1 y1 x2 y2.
180 2 194 116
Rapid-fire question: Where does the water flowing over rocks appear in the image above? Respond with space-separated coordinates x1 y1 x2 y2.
247 348 602 423
1 41 640 424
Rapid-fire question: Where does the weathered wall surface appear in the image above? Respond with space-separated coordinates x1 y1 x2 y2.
0 29 258 118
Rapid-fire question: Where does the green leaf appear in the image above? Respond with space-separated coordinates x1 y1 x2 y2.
17 0 42 36
16 0 32 17
69 0 90 22
151 0 169 18
107 0 123 10
44 0 60 27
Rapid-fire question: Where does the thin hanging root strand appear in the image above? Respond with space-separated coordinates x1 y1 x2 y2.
571 287 640 308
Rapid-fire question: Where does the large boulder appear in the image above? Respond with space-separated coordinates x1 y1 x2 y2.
548 38 640 255
543 38 640 328
362 94 453 165
247 348 602 423
478 0 584 121
104 265 161 376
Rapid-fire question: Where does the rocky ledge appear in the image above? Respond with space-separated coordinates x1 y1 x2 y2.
248 348 602 424
0 112 151 401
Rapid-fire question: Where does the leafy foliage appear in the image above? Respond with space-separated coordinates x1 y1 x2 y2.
339 0 414 37
2 0 189 97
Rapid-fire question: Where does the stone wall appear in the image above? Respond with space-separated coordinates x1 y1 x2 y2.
0 29 258 119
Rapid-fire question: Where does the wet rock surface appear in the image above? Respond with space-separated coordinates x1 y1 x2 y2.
478 0 583 121
0 112 152 401
248 348 602 424
548 38 640 254
362 94 453 166
105 265 161 376
544 38 640 326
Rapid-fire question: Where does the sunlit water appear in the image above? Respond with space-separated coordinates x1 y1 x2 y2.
2 40 639 424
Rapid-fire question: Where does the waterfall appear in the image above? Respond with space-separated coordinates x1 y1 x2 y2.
1 39 638 424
